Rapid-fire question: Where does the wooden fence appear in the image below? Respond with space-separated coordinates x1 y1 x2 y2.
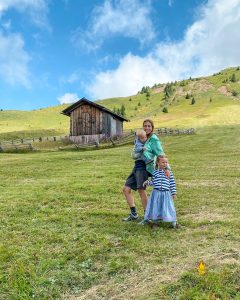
0 141 35 152
0 128 195 152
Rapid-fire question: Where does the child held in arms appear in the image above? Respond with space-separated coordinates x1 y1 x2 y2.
132 129 153 165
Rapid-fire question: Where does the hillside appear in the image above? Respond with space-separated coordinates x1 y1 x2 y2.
0 67 240 140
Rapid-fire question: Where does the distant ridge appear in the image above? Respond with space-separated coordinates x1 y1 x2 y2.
0 67 239 140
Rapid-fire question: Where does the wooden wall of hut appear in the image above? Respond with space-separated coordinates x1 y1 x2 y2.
70 104 103 136
70 103 123 137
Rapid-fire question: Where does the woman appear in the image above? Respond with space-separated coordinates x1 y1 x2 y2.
122 119 168 221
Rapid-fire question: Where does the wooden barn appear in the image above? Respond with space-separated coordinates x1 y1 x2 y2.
61 97 128 144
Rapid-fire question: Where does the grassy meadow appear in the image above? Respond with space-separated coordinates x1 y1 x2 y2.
0 67 240 298
0 125 240 299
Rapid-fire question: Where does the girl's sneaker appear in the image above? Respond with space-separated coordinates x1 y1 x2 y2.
172 223 181 229
138 219 148 225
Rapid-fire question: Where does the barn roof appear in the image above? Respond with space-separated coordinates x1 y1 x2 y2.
61 97 129 122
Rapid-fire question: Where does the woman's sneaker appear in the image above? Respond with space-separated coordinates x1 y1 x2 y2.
122 213 138 221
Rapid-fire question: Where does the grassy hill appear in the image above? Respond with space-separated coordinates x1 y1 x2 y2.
0 67 240 140
0 125 239 298
98 67 240 129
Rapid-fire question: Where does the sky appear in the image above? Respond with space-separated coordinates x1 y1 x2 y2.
0 0 240 111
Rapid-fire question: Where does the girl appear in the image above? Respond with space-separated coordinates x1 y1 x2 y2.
143 155 180 228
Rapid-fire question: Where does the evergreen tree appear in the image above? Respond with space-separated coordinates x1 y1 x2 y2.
191 97 196 105
230 73 237 82
162 107 168 113
120 104 126 117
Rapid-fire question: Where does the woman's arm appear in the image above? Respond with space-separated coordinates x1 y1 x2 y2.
169 173 177 196
151 136 171 170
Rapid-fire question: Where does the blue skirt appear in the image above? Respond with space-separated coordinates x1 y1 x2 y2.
144 190 177 222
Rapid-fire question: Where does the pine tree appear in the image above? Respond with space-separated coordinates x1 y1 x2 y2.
230 73 237 82
162 107 168 113
120 104 126 117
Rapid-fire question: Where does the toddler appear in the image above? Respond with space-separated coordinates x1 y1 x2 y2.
132 129 153 165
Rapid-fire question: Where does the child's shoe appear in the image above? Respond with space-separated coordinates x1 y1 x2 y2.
138 219 148 225
172 223 181 229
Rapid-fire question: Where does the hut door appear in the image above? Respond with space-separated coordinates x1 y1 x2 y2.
82 112 91 135
110 118 117 136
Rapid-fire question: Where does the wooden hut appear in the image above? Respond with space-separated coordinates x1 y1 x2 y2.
61 97 129 144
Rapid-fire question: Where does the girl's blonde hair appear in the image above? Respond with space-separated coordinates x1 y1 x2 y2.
155 154 167 169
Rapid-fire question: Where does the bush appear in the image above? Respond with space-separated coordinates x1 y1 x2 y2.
232 90 238 96
230 73 237 82
162 107 168 113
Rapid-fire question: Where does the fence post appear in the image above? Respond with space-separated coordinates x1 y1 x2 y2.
110 138 115 145
95 141 99 148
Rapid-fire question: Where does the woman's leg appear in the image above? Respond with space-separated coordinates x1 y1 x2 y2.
122 186 135 207
138 189 148 210
122 186 138 221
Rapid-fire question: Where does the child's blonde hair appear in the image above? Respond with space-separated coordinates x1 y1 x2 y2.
155 154 167 169
136 129 147 138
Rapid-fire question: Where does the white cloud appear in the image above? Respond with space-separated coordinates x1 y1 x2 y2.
0 31 30 87
86 53 171 99
67 73 79 84
0 0 50 88
0 0 50 29
58 93 79 104
72 0 155 51
87 0 240 99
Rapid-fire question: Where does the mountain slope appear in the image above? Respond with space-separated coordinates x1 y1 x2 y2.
0 67 239 139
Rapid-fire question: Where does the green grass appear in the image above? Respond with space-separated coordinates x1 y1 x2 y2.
154 265 240 299
0 125 239 299
0 104 69 140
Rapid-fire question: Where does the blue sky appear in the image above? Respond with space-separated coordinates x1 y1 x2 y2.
0 0 240 110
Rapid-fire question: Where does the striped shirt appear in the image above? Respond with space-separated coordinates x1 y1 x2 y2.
147 169 177 195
